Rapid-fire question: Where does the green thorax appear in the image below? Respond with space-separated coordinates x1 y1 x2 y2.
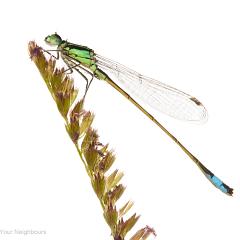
58 41 97 71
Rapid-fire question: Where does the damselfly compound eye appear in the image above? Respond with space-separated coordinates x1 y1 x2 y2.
45 33 62 46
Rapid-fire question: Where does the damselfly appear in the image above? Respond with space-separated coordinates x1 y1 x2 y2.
44 33 233 195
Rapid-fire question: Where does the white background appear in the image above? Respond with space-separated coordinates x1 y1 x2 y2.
0 0 240 239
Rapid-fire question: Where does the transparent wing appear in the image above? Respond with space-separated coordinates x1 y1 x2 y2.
96 54 208 122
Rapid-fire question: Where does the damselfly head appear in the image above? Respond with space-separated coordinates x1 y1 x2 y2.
45 33 62 46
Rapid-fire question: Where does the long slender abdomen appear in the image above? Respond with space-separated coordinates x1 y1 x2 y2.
94 68 233 196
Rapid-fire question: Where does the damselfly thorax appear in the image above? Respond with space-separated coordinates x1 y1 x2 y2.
58 41 98 73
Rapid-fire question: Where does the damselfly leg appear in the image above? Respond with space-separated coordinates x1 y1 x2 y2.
62 57 94 99
42 49 60 59
42 48 93 99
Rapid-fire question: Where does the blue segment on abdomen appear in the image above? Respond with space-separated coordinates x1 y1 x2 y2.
206 174 228 194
